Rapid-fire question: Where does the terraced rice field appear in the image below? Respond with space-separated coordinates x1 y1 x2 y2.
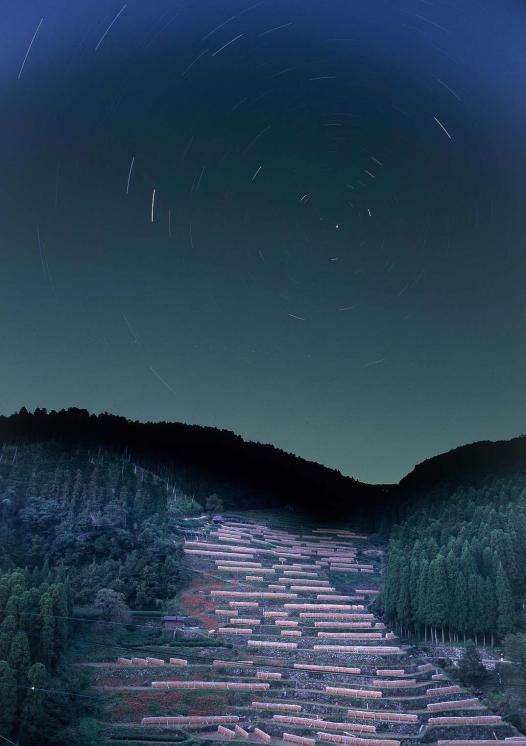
93 514 525 746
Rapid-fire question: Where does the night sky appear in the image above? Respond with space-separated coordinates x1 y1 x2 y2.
2 0 526 484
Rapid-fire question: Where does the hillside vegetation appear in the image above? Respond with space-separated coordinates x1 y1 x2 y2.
0 437 203 744
381 472 526 645
0 407 385 519
1 408 526 742
0 441 189 608
0 566 100 745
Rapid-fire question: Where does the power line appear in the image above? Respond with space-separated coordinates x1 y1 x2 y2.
13 608 167 632
0 734 18 746
16 683 100 701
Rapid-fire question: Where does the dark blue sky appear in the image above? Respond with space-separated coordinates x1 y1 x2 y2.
2 0 526 483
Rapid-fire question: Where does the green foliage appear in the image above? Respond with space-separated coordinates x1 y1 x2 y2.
19 662 49 740
381 471 526 641
505 633 526 672
0 442 192 608
458 640 488 685
0 565 104 745
0 613 17 659
39 592 56 667
205 493 224 513
498 634 526 720
9 629 31 683
94 588 130 623
49 716 103 746
496 563 516 637
0 442 199 741
0 659 17 735
0 407 383 520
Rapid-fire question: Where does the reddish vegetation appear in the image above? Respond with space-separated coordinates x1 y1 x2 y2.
111 690 183 721
96 676 141 687
188 694 228 715
179 575 224 629
110 689 229 720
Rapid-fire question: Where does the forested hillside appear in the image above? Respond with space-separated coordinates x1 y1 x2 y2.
381 471 526 644
1 409 526 741
0 566 99 745
0 441 189 608
0 440 200 744
397 435 526 497
0 407 385 518
3 411 526 635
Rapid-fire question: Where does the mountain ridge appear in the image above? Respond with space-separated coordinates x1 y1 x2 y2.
396 433 526 495
0 407 385 518
2 408 526 499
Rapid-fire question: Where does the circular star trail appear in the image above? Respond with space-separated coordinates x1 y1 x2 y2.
1 0 526 482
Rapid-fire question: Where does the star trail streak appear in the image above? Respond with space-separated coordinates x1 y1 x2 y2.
18 17 44 80
126 156 135 195
211 33 244 57
434 116 453 139
2 0 526 483
94 4 127 51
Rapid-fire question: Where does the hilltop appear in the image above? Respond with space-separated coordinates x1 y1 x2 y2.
396 435 526 496
0 407 386 519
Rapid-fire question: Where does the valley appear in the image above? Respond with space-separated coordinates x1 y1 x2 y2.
82 512 522 746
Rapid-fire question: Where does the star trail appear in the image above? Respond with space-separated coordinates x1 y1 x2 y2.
1 0 526 482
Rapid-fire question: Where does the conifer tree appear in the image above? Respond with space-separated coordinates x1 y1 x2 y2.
51 582 69 656
0 579 10 613
429 556 448 642
64 575 74 615
451 571 468 641
416 560 430 639
474 574 488 644
4 592 20 618
467 573 480 641
383 546 401 618
496 562 515 638
8 629 31 684
19 662 48 746
396 562 412 635
0 660 17 735
484 576 497 646
17 589 34 641
40 559 50 585
39 592 55 668
0 614 17 660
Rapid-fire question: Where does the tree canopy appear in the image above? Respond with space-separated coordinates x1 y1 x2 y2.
381 471 526 643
